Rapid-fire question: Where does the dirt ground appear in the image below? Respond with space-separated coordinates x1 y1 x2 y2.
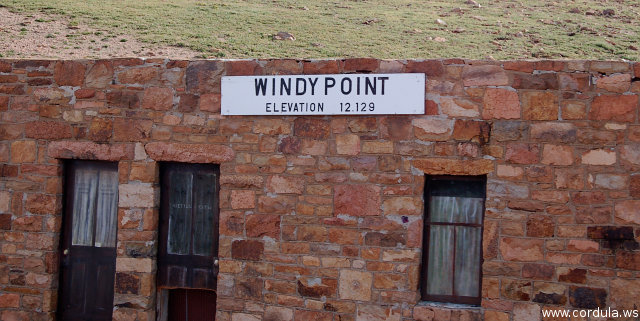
0 7 201 59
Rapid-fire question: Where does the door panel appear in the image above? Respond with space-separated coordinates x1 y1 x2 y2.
59 161 118 321
158 163 219 290
168 289 216 321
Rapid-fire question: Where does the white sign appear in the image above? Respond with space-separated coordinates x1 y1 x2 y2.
221 73 425 115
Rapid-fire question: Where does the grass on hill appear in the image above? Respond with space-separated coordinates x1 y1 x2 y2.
0 0 639 60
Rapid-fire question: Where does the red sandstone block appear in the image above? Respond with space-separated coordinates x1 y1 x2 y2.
54 61 86 86
225 60 263 76
535 60 565 71
27 70 52 77
25 121 72 140
246 214 280 239
505 143 539 164
112 58 144 67
14 60 53 69
541 144 573 165
253 119 291 135
0 293 20 308
425 99 439 115
73 100 105 109
572 191 606 205
343 58 379 73
462 65 509 86
85 61 114 88
10 140 36 163
443 58 465 65
0 84 25 95
500 237 544 262
405 60 444 77
86 118 112 142
0 214 11 230
303 60 340 74
380 117 412 141
521 91 558 120
616 251 640 270
591 61 629 74
118 67 159 84
532 190 570 203
75 89 96 99
167 60 188 69
482 88 520 119
141 87 173 111
512 72 558 90
589 94 638 122
230 190 255 209
113 119 152 142
328 228 362 245
0 96 9 111
0 75 19 83
199 93 220 113
20 164 60 176
48 141 135 161
334 184 381 217
266 175 304 194
597 73 631 93
294 118 330 139
503 61 534 73
264 59 302 75
0 61 11 73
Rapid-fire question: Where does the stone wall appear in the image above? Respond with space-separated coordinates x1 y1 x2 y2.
0 58 639 321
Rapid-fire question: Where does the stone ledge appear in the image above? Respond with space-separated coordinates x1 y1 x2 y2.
412 158 494 175
48 141 135 161
144 142 234 163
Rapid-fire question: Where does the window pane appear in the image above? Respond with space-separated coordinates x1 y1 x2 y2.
456 197 483 224
454 226 482 297
192 173 216 256
430 196 483 224
427 225 453 295
168 171 193 255
95 170 119 248
429 179 485 198
72 169 98 246
429 196 456 223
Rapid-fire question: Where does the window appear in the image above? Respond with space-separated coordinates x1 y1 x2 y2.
420 175 486 305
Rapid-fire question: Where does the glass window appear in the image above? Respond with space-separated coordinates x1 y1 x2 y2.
162 164 218 257
421 176 486 305
71 163 119 248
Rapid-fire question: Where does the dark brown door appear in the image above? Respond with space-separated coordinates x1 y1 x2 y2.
58 161 119 321
158 163 219 290
168 289 217 321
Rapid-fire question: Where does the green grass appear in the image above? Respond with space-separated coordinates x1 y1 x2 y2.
1 0 639 60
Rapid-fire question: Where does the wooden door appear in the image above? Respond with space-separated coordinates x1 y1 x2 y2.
158 163 219 290
58 161 119 321
168 289 217 321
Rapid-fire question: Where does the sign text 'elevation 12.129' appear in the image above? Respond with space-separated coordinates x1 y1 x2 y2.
221 73 425 115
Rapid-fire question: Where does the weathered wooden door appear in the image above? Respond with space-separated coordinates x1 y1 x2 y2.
167 289 217 321
58 161 119 321
158 163 219 319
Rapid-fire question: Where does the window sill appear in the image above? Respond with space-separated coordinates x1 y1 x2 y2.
416 301 481 310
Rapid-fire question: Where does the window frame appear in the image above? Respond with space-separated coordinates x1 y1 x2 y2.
420 175 486 306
